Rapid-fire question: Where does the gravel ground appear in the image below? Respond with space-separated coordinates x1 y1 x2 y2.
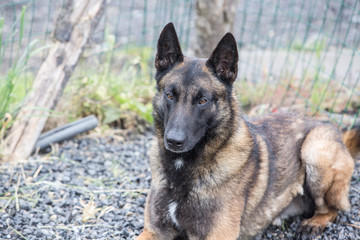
0 131 359 240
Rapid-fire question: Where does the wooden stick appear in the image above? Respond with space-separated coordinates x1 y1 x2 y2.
4 0 105 161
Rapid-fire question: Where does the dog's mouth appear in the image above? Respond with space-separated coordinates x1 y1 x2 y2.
164 140 190 153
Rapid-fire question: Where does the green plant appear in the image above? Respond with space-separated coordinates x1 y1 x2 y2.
291 38 326 57
62 44 156 128
0 6 30 139
0 39 49 137
235 78 274 112
0 6 51 158
281 219 288 231
0 5 27 118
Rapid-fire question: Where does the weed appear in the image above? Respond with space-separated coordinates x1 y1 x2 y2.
281 220 288 231
76 197 101 222
110 162 126 178
57 44 156 129
0 6 49 153
291 38 326 57
235 78 275 112
50 27 157 129
0 6 28 122
7 224 28 240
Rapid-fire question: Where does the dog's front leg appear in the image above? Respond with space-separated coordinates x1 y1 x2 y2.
136 222 180 240
137 187 180 240
137 226 180 240
136 229 158 240
200 206 243 240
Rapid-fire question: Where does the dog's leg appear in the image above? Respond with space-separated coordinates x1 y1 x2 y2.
136 229 157 240
299 125 354 238
297 208 338 238
137 186 180 240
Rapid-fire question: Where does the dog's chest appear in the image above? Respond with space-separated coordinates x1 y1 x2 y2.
167 201 180 228
165 198 216 236
158 154 220 235
161 185 218 237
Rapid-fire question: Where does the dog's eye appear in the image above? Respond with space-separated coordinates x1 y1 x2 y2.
166 93 174 101
199 98 207 104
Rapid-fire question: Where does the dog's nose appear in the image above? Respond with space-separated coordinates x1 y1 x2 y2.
166 131 186 150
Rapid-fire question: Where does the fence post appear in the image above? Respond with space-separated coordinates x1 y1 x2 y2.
195 0 240 57
4 0 105 161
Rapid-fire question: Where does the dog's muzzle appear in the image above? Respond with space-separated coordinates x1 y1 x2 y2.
165 129 187 153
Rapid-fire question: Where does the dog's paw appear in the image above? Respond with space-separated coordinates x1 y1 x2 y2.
296 209 337 239
296 219 324 240
296 224 322 240
136 230 157 240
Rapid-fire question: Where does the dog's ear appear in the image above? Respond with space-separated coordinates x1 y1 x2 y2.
206 33 238 85
155 23 184 72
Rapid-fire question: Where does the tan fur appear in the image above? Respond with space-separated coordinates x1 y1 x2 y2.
137 230 158 240
194 179 247 240
301 126 354 212
245 137 269 213
296 125 354 235
300 209 338 232
343 127 360 159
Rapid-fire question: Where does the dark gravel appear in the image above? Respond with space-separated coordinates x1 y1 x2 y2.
0 131 359 239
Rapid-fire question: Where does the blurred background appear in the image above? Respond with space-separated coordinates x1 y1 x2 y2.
0 0 359 136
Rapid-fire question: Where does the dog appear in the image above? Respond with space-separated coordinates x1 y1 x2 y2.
136 22 359 240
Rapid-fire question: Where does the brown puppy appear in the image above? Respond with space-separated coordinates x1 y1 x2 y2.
137 23 359 240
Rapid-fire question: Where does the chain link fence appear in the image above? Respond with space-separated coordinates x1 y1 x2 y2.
1 0 359 127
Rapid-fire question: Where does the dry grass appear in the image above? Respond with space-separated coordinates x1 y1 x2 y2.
75 198 101 222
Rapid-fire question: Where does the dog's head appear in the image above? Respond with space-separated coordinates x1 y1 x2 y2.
153 23 239 153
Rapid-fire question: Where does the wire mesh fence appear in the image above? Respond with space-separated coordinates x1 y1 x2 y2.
0 0 359 128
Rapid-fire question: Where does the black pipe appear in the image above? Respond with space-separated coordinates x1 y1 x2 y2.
33 115 98 153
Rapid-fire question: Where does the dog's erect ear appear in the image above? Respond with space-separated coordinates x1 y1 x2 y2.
155 23 184 71
206 33 239 85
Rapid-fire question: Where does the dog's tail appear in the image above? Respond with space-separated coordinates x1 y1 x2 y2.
343 125 360 159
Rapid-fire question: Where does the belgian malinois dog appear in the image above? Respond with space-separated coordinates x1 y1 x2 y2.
137 23 359 240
